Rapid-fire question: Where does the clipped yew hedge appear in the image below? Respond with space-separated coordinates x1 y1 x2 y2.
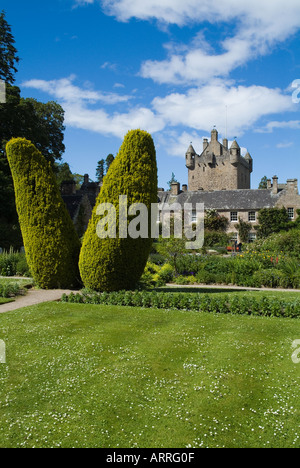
79 130 158 291
6 138 81 289
61 290 300 319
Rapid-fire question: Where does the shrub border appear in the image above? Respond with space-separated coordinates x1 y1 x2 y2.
61 290 300 319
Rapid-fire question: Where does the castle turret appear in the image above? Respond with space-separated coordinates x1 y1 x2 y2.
230 140 240 166
211 128 218 142
244 152 253 173
185 129 252 191
186 143 196 170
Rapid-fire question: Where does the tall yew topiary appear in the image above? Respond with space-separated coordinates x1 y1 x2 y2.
6 138 81 289
79 129 158 291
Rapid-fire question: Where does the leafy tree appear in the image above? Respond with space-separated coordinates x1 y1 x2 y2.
258 176 268 189
204 209 229 232
105 153 114 173
156 236 186 274
167 172 178 190
256 207 290 238
55 161 74 186
236 218 252 243
79 130 158 291
21 98 65 166
0 11 19 85
0 87 65 163
0 15 66 249
6 138 81 289
96 159 105 183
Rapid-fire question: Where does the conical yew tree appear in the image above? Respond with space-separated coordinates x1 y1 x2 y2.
79 129 158 291
6 138 81 289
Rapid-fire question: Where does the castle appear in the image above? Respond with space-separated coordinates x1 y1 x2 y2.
61 128 300 244
158 129 300 243
186 129 253 192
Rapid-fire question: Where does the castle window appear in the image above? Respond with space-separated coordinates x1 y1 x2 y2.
288 208 294 220
230 212 238 222
248 232 257 243
248 211 256 222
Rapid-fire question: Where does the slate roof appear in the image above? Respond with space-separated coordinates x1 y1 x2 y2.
158 189 283 211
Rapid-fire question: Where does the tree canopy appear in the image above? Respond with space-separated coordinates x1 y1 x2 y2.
0 11 19 85
0 11 66 249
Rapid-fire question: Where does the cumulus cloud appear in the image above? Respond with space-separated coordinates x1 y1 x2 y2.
96 0 300 85
101 0 300 36
152 82 294 136
22 76 165 138
22 76 294 142
256 120 300 133
22 76 131 105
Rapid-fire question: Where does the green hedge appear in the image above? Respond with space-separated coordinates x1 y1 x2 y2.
79 130 158 292
6 138 81 289
61 290 300 319
0 282 24 298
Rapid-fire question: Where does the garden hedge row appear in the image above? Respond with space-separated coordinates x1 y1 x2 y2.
61 290 300 319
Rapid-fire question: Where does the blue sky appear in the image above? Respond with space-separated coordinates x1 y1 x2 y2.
2 0 300 188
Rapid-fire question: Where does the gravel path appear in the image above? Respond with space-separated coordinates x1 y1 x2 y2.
165 283 300 292
0 288 76 314
1 282 299 315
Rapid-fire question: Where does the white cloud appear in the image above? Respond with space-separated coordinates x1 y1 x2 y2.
22 76 295 144
276 142 294 148
96 0 300 85
101 0 300 35
22 76 132 105
152 82 294 137
256 120 300 133
22 76 165 138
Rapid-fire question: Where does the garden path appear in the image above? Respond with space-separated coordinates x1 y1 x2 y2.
0 288 76 314
166 283 300 292
1 283 300 315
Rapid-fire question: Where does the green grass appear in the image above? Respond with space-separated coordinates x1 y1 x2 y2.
0 298 14 305
0 302 299 448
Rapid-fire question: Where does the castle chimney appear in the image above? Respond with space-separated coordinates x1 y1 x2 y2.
272 176 278 194
171 182 180 196
182 184 188 192
223 138 228 150
267 179 272 189
287 179 299 194
60 180 76 195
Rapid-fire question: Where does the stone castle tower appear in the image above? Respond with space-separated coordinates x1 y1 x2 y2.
186 129 253 191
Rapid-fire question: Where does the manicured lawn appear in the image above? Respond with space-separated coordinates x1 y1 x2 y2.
0 302 299 448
